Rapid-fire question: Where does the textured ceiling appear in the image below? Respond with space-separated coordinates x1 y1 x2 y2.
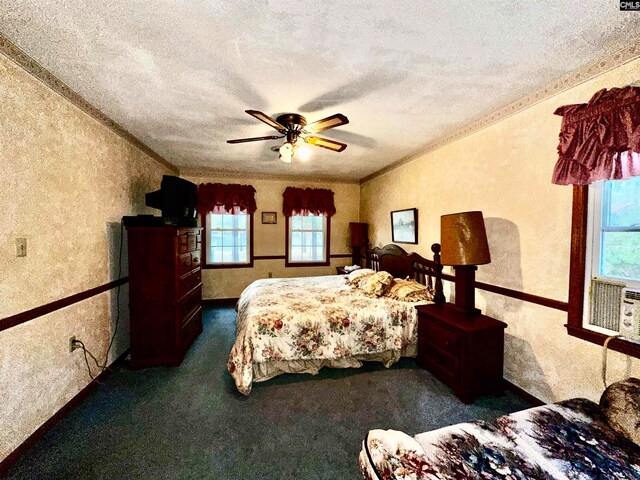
1 1 639 181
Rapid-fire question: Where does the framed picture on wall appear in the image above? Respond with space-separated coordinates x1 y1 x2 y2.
391 208 418 244
262 211 277 224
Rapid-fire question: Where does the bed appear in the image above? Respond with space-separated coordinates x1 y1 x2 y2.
227 244 445 395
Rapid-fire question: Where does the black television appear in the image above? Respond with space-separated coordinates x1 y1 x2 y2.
145 175 198 226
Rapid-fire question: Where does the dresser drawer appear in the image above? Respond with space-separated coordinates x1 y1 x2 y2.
191 268 201 287
177 269 202 300
177 230 199 253
191 251 201 269
421 320 460 356
177 232 189 254
422 347 459 385
181 307 202 349
177 271 192 299
178 253 192 275
179 286 201 324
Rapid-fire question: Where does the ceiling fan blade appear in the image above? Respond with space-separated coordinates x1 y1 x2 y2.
227 135 284 144
304 113 349 134
305 136 348 152
245 110 286 132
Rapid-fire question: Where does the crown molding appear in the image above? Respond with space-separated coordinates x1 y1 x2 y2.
0 34 179 174
360 41 640 185
179 166 360 185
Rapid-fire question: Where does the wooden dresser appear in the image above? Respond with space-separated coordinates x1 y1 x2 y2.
126 226 203 368
416 303 506 403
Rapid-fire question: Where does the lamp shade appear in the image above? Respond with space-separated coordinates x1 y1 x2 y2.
349 222 368 247
440 211 491 266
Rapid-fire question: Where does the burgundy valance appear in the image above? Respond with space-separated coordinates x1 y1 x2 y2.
282 187 336 217
552 86 640 185
198 183 257 215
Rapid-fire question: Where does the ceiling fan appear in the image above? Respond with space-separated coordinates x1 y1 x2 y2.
227 110 349 163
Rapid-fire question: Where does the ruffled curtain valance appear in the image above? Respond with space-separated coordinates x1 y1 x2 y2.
552 86 640 185
197 183 257 215
282 187 336 217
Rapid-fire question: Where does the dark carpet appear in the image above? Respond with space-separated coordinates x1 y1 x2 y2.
6 306 532 479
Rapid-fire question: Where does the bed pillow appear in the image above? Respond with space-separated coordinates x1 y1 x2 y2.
345 268 375 287
359 271 394 297
386 278 434 302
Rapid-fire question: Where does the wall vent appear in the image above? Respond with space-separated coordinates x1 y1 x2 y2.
589 278 625 331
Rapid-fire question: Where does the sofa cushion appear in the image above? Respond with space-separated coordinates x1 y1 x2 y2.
600 377 640 446
360 398 640 480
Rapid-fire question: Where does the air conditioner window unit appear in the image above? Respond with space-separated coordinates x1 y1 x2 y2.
619 288 640 341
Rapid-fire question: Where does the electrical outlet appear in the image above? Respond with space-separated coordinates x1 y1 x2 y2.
69 336 79 353
16 238 27 257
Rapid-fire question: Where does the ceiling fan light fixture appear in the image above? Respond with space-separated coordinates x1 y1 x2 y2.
296 144 311 161
279 142 294 163
227 110 349 159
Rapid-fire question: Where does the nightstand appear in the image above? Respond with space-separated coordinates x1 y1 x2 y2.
415 303 507 403
336 266 349 275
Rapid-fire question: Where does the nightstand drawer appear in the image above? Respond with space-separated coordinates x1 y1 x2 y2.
422 347 459 384
422 321 460 356
415 303 506 403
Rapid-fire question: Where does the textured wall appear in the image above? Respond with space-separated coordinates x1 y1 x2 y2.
184 175 360 299
0 53 172 461
360 58 640 404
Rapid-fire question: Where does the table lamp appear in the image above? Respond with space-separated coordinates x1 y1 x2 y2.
441 211 491 315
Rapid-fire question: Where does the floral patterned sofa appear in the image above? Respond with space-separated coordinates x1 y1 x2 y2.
359 378 640 479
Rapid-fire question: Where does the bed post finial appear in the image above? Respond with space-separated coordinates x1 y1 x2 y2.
431 243 445 304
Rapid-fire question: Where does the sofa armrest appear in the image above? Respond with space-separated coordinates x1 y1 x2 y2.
359 429 436 480
600 377 640 445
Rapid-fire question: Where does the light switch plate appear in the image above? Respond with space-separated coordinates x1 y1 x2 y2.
16 238 27 257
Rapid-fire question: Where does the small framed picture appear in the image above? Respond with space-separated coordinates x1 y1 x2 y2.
262 212 277 224
391 208 418 244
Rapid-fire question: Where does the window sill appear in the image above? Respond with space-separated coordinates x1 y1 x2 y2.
285 260 330 268
203 262 254 269
565 324 640 359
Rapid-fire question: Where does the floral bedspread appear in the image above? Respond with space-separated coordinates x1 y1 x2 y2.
227 275 429 395
360 398 640 479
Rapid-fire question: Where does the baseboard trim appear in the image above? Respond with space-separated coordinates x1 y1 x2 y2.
0 348 130 475
503 379 545 407
203 298 239 307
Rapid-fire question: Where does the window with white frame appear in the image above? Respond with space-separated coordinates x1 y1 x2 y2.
584 176 640 332
205 212 251 266
287 214 329 264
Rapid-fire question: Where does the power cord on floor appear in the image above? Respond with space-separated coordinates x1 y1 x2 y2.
602 334 621 388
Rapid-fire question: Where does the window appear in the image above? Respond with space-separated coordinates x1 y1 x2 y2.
590 177 640 283
204 212 253 268
286 214 330 266
567 177 640 357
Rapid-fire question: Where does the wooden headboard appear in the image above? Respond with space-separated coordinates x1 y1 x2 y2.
365 244 445 304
